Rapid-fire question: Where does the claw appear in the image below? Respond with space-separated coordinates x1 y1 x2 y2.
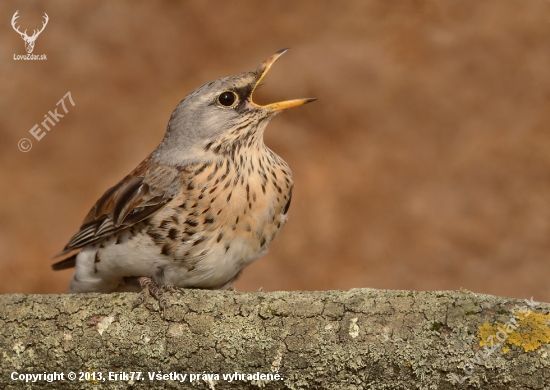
131 294 145 310
132 277 168 316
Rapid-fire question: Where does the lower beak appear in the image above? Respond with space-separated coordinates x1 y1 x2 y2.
251 48 317 111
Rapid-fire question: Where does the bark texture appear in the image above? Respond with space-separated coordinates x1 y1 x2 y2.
1 289 549 389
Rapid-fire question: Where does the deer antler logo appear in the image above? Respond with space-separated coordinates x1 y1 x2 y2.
11 11 49 54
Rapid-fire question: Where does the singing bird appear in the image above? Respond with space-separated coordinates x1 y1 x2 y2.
53 49 316 311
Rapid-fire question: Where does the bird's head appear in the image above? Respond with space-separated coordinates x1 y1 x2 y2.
154 49 316 165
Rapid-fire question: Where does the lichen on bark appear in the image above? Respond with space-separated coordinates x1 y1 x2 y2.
1 289 549 389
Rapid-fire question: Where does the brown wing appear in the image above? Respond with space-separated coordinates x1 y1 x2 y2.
55 155 181 258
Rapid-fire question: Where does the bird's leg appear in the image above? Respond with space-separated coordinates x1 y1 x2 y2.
132 277 167 315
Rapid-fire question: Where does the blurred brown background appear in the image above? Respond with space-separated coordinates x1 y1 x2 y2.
2 1 550 301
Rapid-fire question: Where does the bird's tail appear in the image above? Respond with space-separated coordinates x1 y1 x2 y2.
52 253 77 270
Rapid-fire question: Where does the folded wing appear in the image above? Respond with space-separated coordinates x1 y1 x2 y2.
55 155 181 258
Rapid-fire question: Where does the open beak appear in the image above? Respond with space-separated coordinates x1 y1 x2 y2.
251 48 317 111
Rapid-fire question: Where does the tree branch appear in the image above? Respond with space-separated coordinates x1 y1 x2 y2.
1 289 549 389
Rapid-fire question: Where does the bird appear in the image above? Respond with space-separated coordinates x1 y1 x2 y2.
52 48 316 312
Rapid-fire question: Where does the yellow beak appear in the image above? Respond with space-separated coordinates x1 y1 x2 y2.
251 48 317 111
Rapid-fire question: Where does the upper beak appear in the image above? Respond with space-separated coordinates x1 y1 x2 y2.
251 48 317 111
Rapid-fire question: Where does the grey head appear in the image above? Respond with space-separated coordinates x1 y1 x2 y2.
152 48 316 166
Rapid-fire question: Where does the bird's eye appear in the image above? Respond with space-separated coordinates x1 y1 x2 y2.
217 91 237 108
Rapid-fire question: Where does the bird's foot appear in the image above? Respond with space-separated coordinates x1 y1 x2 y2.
132 277 168 316
161 284 181 293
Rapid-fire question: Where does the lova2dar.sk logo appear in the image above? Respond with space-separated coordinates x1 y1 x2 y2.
12 10 48 60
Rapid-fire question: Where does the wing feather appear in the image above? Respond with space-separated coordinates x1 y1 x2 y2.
55 155 181 258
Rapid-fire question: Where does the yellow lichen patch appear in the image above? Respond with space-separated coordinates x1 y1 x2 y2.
478 310 550 354
88 370 98 385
